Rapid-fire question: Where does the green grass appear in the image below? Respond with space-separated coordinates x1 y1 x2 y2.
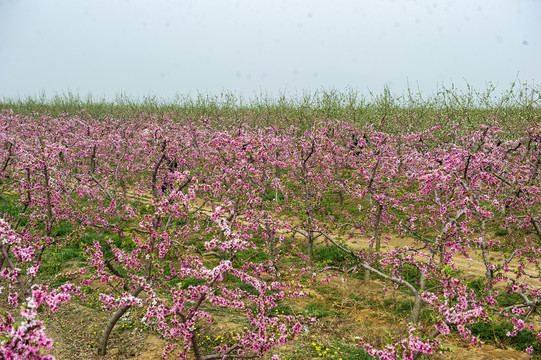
264 190 285 202
383 298 415 317
178 277 207 289
235 247 270 263
40 244 86 286
496 292 525 308
495 228 509 236
304 341 374 360
269 303 296 317
1 83 539 136
467 277 487 296
314 245 348 266
51 221 74 237
469 321 541 358
317 285 342 302
305 302 342 318
0 195 24 219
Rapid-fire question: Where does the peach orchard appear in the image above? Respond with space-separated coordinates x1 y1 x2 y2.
1 110 541 359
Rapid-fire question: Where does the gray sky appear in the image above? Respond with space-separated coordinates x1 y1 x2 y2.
0 0 539 101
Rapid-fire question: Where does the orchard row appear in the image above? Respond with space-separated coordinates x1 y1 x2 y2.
1 110 540 359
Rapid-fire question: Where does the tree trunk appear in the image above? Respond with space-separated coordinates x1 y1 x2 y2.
265 219 281 281
365 201 383 281
308 237 314 266
411 271 425 323
98 285 144 355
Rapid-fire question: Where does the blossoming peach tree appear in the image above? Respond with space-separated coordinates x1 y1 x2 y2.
1 109 541 359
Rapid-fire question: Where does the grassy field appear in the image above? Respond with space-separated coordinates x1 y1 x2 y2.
2 83 539 136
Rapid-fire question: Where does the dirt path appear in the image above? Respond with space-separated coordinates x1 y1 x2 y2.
340 232 540 285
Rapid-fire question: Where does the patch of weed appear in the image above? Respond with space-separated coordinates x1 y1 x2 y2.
264 190 284 202
318 285 342 302
269 303 296 316
305 302 340 318
51 221 74 237
306 341 374 360
234 247 270 263
314 245 348 266
469 321 541 356
179 277 207 289
496 292 524 308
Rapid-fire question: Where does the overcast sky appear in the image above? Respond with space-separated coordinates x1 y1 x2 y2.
0 0 539 101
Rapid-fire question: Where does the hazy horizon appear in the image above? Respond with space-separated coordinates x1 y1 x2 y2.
1 0 539 101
